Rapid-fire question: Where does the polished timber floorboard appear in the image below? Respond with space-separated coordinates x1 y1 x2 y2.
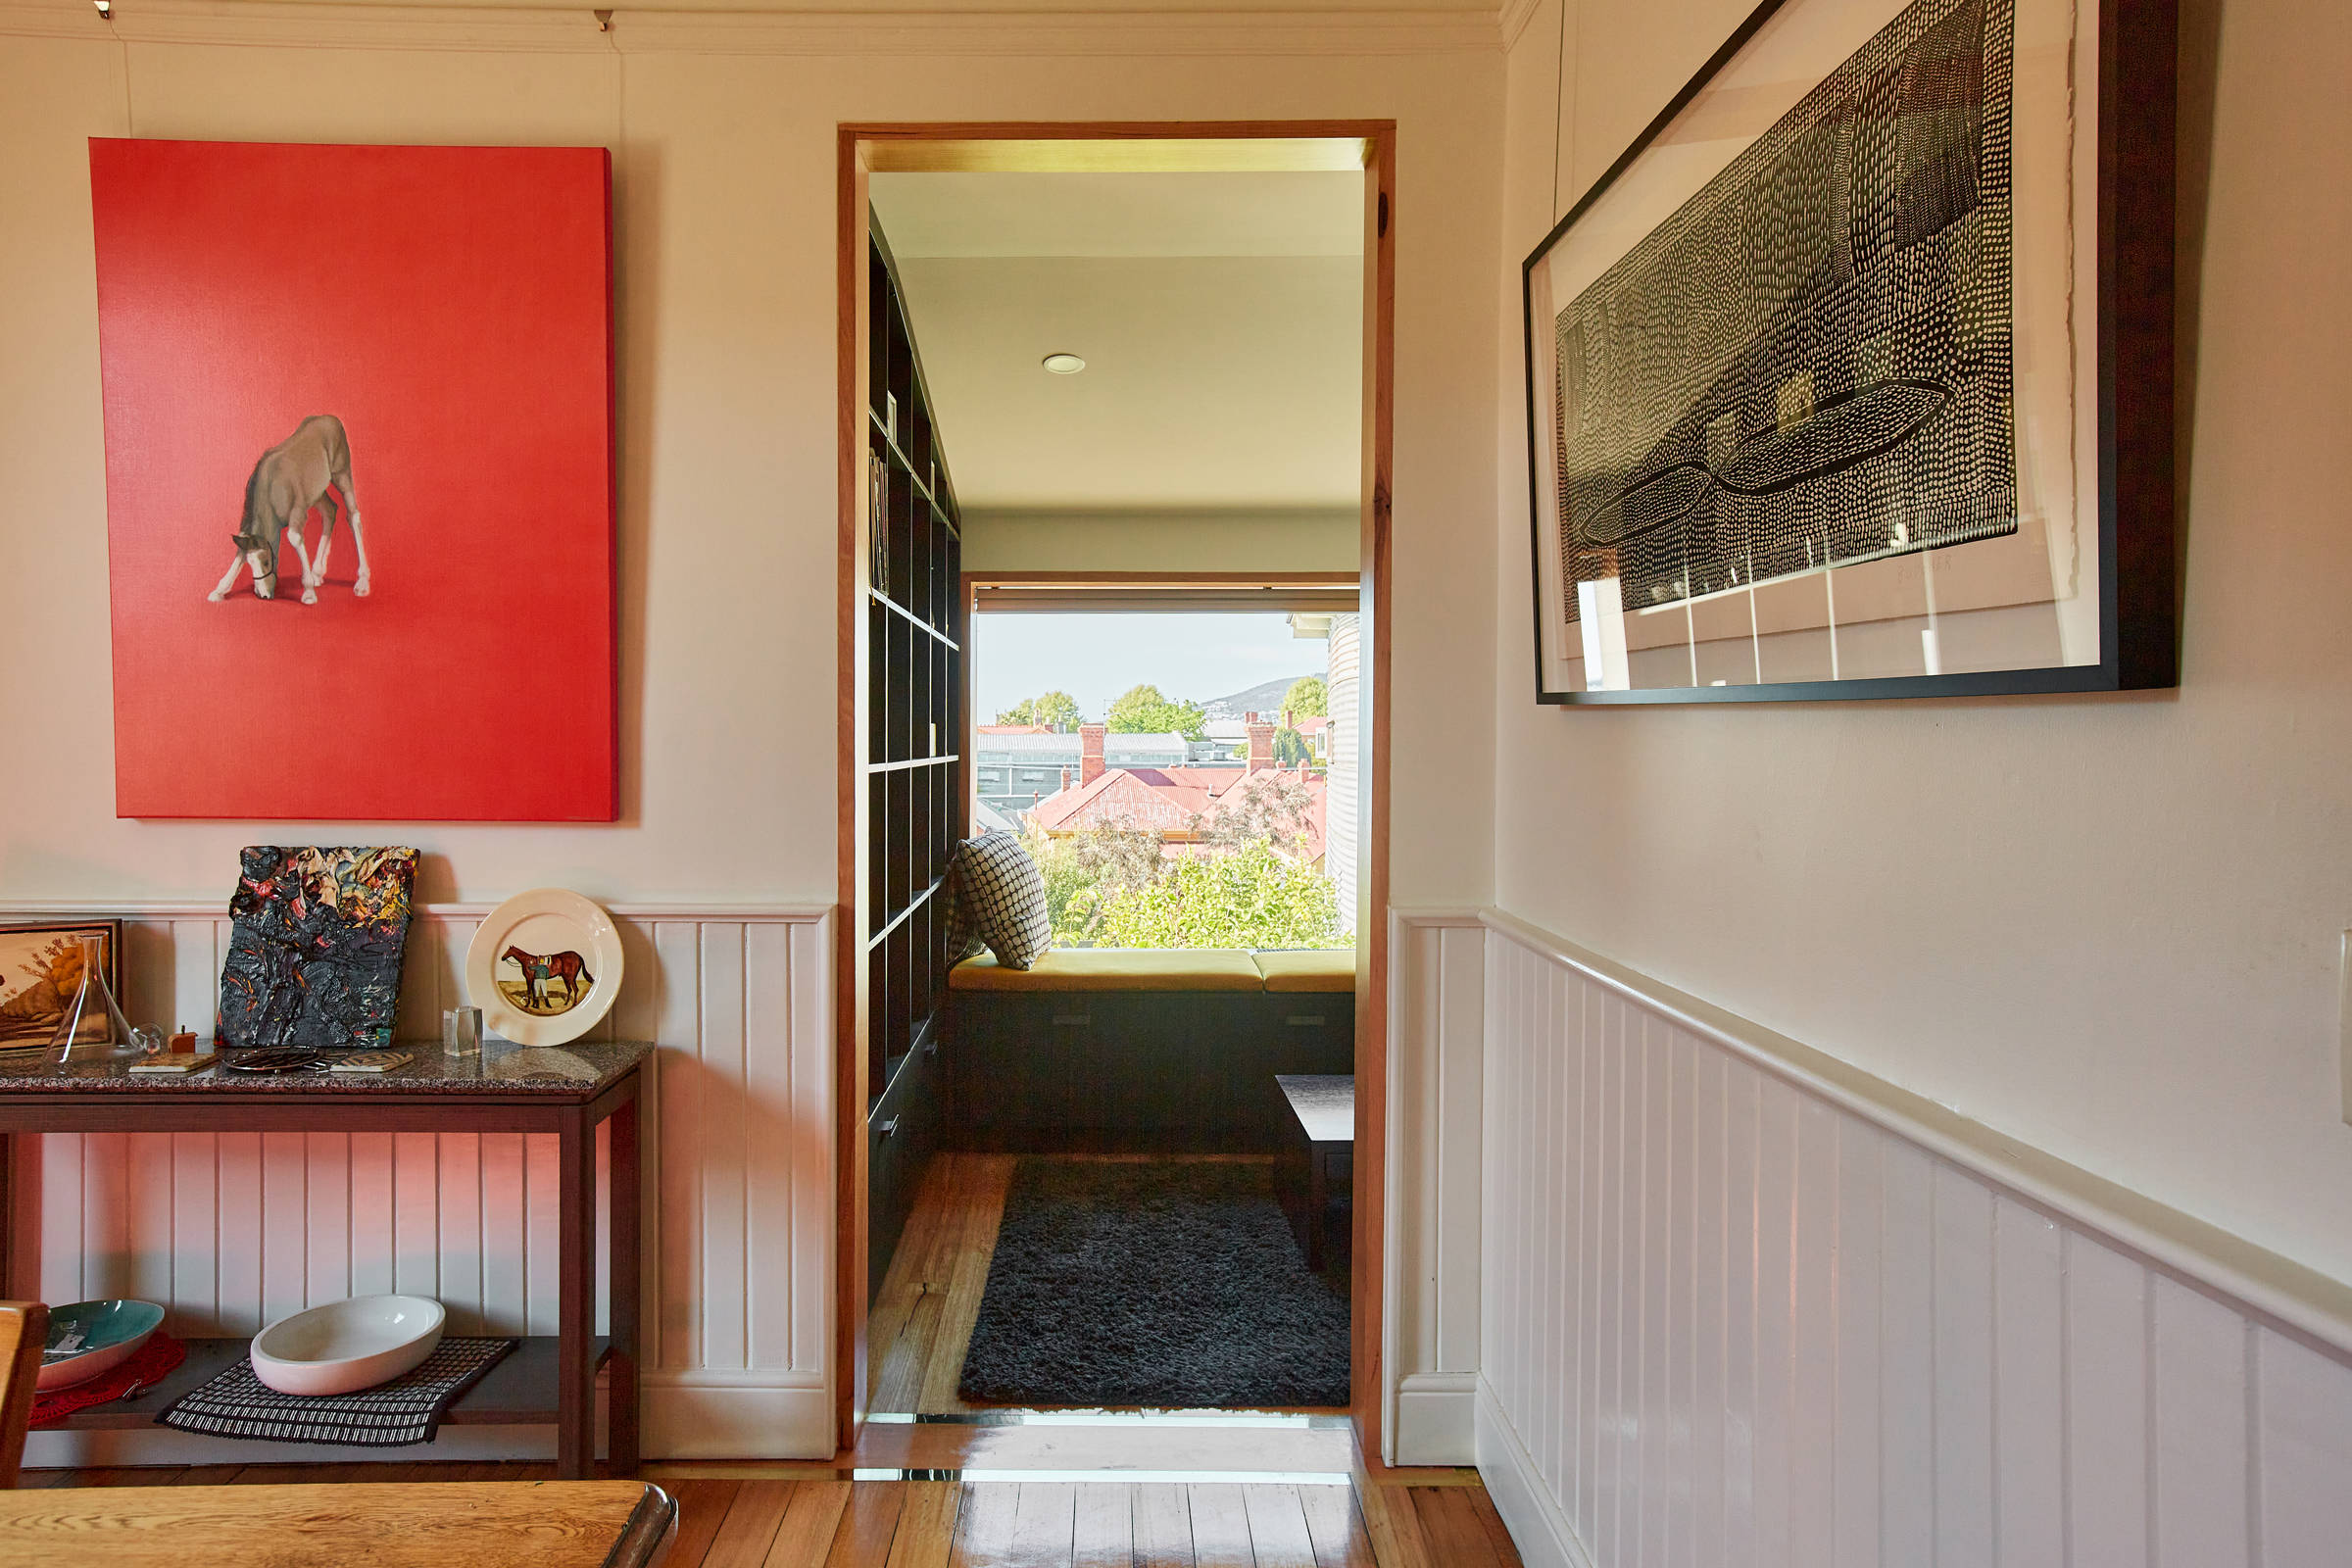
871 1151 1019 1417
20 1464 1521 1566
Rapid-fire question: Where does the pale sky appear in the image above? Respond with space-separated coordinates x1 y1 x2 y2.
973 612 1322 723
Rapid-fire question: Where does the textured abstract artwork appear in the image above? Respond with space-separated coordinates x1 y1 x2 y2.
1521 0 2173 703
1555 0 2014 622
218 847 417 1051
88 140 617 818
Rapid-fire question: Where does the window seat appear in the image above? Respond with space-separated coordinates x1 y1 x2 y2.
948 947 1355 993
1251 949 1357 993
948 949 1265 992
944 948 1358 1151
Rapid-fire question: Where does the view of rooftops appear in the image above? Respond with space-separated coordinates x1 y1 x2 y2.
973 611 1359 950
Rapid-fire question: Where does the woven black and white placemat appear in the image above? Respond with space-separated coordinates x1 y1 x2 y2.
156 1337 517 1446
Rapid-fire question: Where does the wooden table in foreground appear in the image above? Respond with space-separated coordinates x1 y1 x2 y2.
0 1480 676 1567
0 1042 650 1479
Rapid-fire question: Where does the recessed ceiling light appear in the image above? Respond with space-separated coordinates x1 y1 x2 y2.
1041 353 1086 375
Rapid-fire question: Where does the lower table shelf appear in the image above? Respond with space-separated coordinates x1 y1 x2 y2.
49 1336 612 1432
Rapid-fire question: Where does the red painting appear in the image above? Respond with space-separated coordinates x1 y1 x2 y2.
88 140 616 820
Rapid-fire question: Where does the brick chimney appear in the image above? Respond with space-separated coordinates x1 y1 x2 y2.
1059 766 1072 794
1080 723 1106 786
1246 711 1275 774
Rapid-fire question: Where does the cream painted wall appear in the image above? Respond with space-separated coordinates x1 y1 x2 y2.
961 508 1360 573
1494 0 2352 1285
0 4 1500 914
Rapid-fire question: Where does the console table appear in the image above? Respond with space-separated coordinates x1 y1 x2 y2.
0 1041 649 1479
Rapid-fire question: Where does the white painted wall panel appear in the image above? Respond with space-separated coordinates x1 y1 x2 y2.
1390 909 1488 1465
1830 1118 1881 1568
1690 1047 1728 1568
2153 1277 2252 1568
1478 914 2352 1568
1932 1166 1994 1568
2066 1236 2150 1567
1788 1098 1837 1568
2256 1330 2352 1566
1749 1073 1794 1568
1718 1052 1758 1563
1990 1198 2066 1568
7 903 833 1461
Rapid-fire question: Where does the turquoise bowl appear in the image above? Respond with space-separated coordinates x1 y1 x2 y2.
39 1298 165 1391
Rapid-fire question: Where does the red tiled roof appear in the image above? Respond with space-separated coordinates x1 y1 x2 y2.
1029 765 1328 862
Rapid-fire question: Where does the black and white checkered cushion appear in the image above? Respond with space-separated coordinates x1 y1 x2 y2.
946 831 1052 970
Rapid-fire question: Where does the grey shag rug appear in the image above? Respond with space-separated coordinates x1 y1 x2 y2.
956 1159 1350 1408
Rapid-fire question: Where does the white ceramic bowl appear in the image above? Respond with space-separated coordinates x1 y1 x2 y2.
251 1295 445 1396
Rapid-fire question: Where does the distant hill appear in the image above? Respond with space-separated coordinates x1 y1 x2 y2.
1202 674 1321 722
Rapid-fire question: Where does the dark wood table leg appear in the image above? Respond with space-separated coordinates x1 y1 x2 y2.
1306 1142 1327 1272
1278 1120 1311 1266
557 1105 595 1479
0 1130 14 1298
607 1091 640 1476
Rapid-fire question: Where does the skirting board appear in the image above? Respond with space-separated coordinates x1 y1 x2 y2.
641 1373 832 1461
1391 1371 1476 1466
1476 1376 1596 1568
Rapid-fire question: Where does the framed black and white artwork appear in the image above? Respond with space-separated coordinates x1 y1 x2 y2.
1522 0 2175 704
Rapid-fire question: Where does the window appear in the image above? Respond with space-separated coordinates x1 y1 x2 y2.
972 609 1358 952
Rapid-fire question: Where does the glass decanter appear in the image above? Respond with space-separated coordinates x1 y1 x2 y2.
48 937 156 1063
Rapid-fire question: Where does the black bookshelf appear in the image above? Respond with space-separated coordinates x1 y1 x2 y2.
864 215 962 1297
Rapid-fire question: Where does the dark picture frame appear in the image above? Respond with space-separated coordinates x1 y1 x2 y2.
1521 0 2176 705
0 919 125 1048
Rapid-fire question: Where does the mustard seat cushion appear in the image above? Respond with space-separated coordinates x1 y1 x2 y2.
950 949 1264 993
1253 949 1358 993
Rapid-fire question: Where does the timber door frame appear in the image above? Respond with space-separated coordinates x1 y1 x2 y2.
838 122 1397 1457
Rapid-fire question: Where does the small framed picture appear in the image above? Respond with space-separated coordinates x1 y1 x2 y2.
0 920 125 1047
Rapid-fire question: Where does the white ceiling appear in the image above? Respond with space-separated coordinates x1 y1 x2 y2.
871 172 1363 260
870 172 1364 512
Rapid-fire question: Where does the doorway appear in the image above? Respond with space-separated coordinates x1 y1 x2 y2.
837 123 1396 1452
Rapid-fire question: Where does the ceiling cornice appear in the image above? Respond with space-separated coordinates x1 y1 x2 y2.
0 0 1509 55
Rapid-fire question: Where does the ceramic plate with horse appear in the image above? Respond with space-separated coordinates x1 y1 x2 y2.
464 890 623 1048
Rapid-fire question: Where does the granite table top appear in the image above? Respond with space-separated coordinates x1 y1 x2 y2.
0 1040 653 1096
1274 1072 1355 1146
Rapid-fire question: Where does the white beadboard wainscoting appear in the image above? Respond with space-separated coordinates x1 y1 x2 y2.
1476 906 2352 1568
1386 908 1488 1465
2 902 834 1466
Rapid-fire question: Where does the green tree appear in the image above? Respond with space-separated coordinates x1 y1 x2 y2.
1104 683 1207 741
1024 820 1165 948
1095 842 1346 951
996 690 1082 729
1199 769 1320 858
1272 728 1313 768
1282 675 1328 719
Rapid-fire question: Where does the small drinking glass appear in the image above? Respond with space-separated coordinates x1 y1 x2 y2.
442 1005 483 1058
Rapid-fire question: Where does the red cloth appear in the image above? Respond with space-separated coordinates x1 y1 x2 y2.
31 1330 186 1428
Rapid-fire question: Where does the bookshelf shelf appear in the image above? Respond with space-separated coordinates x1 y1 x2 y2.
862 214 962 1297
